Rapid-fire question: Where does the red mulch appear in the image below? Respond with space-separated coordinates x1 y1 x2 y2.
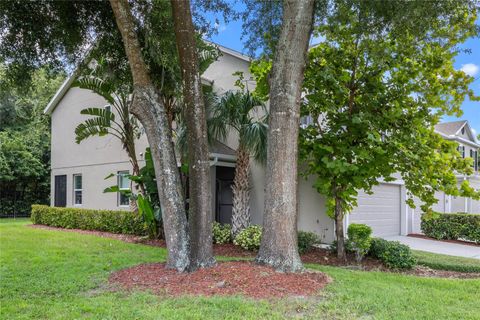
302 248 384 268
30 224 480 280
408 234 479 247
213 243 256 258
109 261 331 299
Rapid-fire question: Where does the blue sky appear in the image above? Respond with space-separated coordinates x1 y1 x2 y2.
206 14 480 138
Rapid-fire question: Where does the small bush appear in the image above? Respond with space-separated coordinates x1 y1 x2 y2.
297 231 320 254
212 222 232 244
347 223 372 262
329 239 354 253
369 238 416 269
31 205 148 236
234 225 262 251
421 213 480 244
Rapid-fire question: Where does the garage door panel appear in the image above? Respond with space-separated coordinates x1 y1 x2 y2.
350 184 401 237
353 205 399 213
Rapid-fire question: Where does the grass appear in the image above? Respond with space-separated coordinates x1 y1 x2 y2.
413 250 480 273
1 219 479 319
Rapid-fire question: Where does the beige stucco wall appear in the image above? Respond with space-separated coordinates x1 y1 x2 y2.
49 49 257 213
49 46 478 243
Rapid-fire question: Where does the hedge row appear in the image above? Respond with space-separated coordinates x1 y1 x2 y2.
31 205 148 236
421 213 480 244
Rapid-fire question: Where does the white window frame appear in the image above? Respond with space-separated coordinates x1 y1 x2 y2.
117 171 130 207
73 174 82 206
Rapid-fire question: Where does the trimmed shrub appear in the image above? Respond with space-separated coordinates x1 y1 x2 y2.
297 231 320 254
347 223 372 262
329 239 354 253
369 238 416 269
212 222 232 244
31 205 148 236
234 225 262 251
421 213 480 244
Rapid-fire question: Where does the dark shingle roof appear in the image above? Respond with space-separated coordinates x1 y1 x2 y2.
210 140 236 156
434 120 467 136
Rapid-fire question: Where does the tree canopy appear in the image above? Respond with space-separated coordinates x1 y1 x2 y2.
298 0 479 258
0 65 64 215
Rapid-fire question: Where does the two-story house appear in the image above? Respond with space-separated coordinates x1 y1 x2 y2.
45 43 479 242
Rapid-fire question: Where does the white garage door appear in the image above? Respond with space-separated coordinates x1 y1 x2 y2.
349 184 401 237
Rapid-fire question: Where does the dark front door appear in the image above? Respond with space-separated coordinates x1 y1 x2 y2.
54 175 67 207
215 166 234 224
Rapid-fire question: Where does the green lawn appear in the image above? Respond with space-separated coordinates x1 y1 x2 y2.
413 250 480 273
1 219 479 320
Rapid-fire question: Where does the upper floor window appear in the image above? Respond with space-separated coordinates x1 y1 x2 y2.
461 127 465 135
117 171 130 207
73 174 82 205
472 149 479 171
300 115 314 129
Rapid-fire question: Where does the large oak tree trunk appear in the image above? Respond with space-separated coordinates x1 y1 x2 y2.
171 0 215 270
334 197 347 260
109 0 190 272
231 146 251 237
256 0 315 272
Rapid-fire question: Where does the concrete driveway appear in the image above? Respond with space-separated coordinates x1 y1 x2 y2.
383 236 480 260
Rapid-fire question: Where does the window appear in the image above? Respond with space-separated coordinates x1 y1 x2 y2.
458 145 465 158
474 150 479 172
468 149 479 171
73 174 82 205
300 115 314 129
117 171 130 206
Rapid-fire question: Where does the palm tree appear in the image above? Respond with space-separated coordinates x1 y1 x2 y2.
73 76 144 194
209 91 268 237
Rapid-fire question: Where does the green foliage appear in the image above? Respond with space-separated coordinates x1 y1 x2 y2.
248 59 272 101
329 239 354 254
347 224 372 262
137 194 158 239
421 213 480 244
208 90 268 164
0 66 64 215
299 0 479 224
73 76 141 155
233 225 262 251
412 250 480 273
212 222 232 244
369 238 416 269
297 231 320 254
31 205 148 236
104 148 162 238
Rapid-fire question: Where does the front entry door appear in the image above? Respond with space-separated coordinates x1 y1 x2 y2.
54 175 67 207
215 166 234 224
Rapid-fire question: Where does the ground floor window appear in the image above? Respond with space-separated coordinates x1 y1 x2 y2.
73 174 82 205
117 171 130 206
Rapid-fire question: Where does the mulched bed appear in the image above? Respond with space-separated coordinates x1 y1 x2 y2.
109 261 331 299
30 224 480 279
408 234 479 247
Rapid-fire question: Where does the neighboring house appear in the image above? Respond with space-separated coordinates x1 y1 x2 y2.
435 120 480 215
45 44 479 243
409 120 480 233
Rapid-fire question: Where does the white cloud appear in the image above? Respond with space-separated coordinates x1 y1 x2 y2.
460 63 479 77
214 22 227 33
